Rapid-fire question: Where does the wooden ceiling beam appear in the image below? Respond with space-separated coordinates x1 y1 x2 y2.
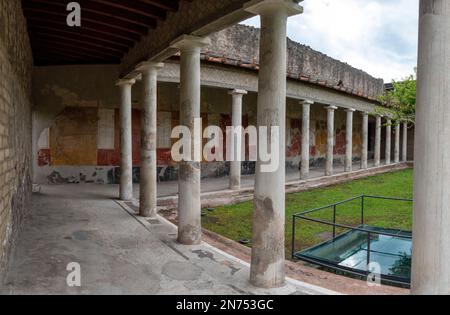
25 14 142 42
30 38 122 59
22 0 183 65
30 30 127 54
138 0 180 11
23 5 149 35
94 0 167 20
29 24 132 49
26 0 157 29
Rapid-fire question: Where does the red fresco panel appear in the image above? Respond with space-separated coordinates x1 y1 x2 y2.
37 149 51 166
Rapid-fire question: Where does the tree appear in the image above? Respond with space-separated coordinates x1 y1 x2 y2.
379 75 416 126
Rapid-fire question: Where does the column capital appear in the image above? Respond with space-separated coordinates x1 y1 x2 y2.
170 34 211 51
135 61 164 73
115 78 136 87
299 99 314 106
326 105 338 111
345 108 356 113
229 89 248 96
244 0 304 17
361 111 369 116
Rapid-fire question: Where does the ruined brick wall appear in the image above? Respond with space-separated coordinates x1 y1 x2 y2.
0 0 33 279
206 24 384 99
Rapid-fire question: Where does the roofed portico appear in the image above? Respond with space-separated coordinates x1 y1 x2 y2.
1 0 435 296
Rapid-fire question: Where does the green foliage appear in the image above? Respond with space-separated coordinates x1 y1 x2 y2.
379 75 416 125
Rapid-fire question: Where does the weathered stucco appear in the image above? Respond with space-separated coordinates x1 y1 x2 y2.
0 0 33 280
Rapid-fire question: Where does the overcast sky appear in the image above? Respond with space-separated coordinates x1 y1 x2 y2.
241 0 419 83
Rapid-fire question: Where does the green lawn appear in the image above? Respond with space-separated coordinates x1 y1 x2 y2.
202 169 414 259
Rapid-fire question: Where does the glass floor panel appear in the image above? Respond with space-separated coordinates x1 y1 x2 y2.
294 225 412 283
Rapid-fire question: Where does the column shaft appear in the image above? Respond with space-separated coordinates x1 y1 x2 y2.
137 63 163 217
246 0 302 289
394 123 400 164
326 106 337 176
412 1 450 294
402 122 408 162
385 118 391 165
345 109 355 172
301 100 312 179
117 79 135 201
361 112 369 169
229 90 247 190
171 36 210 245
375 115 381 167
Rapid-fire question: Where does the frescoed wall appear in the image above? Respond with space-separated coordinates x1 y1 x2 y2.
31 65 384 185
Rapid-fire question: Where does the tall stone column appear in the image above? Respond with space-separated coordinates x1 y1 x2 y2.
300 100 313 179
412 1 450 295
361 112 369 170
345 108 355 172
325 106 337 176
385 118 392 165
136 62 164 217
116 79 135 201
229 89 247 190
374 115 382 167
402 122 408 162
245 0 303 289
171 35 211 245
394 123 400 164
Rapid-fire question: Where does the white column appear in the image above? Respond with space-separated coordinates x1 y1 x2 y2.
394 122 400 164
361 112 369 170
229 89 247 190
374 115 382 167
245 0 303 289
171 35 211 245
300 100 313 179
345 108 355 172
116 79 135 201
385 118 392 165
412 1 450 295
136 62 164 217
402 122 408 162
325 106 337 176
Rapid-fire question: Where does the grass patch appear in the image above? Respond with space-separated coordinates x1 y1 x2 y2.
202 169 413 259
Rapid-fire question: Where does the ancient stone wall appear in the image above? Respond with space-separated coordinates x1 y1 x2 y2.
206 24 384 99
0 0 33 279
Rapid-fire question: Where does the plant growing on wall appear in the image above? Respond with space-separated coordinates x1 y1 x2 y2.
379 74 416 126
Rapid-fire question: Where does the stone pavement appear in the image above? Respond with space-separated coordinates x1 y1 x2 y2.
0 184 336 295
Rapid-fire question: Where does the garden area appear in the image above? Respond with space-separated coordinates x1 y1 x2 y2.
202 169 414 259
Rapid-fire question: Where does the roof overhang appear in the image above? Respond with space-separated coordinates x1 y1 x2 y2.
22 0 259 71
22 0 185 66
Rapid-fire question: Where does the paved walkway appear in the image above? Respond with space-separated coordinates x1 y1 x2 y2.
152 161 381 198
0 185 335 295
